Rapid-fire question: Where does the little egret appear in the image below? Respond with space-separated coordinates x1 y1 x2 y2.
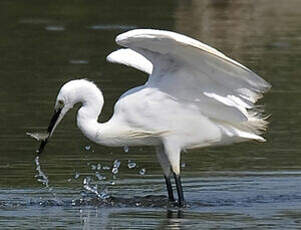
34 29 271 206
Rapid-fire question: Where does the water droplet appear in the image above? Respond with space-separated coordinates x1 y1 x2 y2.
34 156 61 204
102 166 110 170
112 167 118 175
127 161 136 169
139 168 146 175
85 145 91 151
124 146 129 153
74 172 80 179
91 164 96 170
181 162 186 168
83 176 91 185
83 180 103 199
95 172 105 181
135 202 141 207
97 163 101 170
113 159 121 168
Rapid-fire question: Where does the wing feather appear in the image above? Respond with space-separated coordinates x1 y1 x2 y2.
110 29 271 140
107 48 153 75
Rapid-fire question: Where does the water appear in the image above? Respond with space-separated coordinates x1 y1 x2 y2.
45 25 65 31
1 0 301 228
34 156 52 196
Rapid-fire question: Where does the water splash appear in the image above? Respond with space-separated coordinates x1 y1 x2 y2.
83 177 102 198
34 156 61 203
83 177 91 185
35 156 49 186
78 162 111 200
82 176 109 200
74 172 80 179
111 159 121 175
95 172 105 181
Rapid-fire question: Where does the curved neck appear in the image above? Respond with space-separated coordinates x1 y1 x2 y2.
77 105 101 143
68 80 128 147
74 83 104 142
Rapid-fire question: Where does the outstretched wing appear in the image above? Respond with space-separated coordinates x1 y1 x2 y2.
107 48 153 75
108 29 271 139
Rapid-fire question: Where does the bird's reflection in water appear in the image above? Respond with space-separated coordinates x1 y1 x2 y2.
167 209 184 219
165 209 184 230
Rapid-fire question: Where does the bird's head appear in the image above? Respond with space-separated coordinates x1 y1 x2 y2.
37 79 99 154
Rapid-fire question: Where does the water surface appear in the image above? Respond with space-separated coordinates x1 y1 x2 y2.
1 0 301 228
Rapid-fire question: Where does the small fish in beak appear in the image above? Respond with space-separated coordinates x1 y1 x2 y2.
27 108 62 155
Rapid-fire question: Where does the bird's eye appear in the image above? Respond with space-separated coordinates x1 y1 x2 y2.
58 100 64 108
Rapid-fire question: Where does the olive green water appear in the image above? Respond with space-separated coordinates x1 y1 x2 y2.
1 0 301 228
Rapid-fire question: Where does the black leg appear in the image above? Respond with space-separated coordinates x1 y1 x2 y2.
164 175 175 202
173 173 185 206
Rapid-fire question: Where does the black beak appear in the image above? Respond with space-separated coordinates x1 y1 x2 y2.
37 108 62 155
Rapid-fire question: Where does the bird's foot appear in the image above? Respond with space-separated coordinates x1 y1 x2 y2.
177 200 188 208
167 199 188 208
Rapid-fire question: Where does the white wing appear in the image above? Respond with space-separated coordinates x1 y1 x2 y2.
107 48 152 75
111 29 271 140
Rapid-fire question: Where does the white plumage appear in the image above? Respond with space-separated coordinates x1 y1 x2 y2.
34 29 271 206
108 29 270 143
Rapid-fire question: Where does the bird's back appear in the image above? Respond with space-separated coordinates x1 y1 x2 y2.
109 85 256 149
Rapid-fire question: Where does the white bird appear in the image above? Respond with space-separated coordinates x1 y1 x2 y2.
35 29 271 206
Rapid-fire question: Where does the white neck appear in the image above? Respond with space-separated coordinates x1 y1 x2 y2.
77 103 101 144
77 99 124 147
59 79 141 147
58 79 128 147
64 80 104 144
72 80 125 147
